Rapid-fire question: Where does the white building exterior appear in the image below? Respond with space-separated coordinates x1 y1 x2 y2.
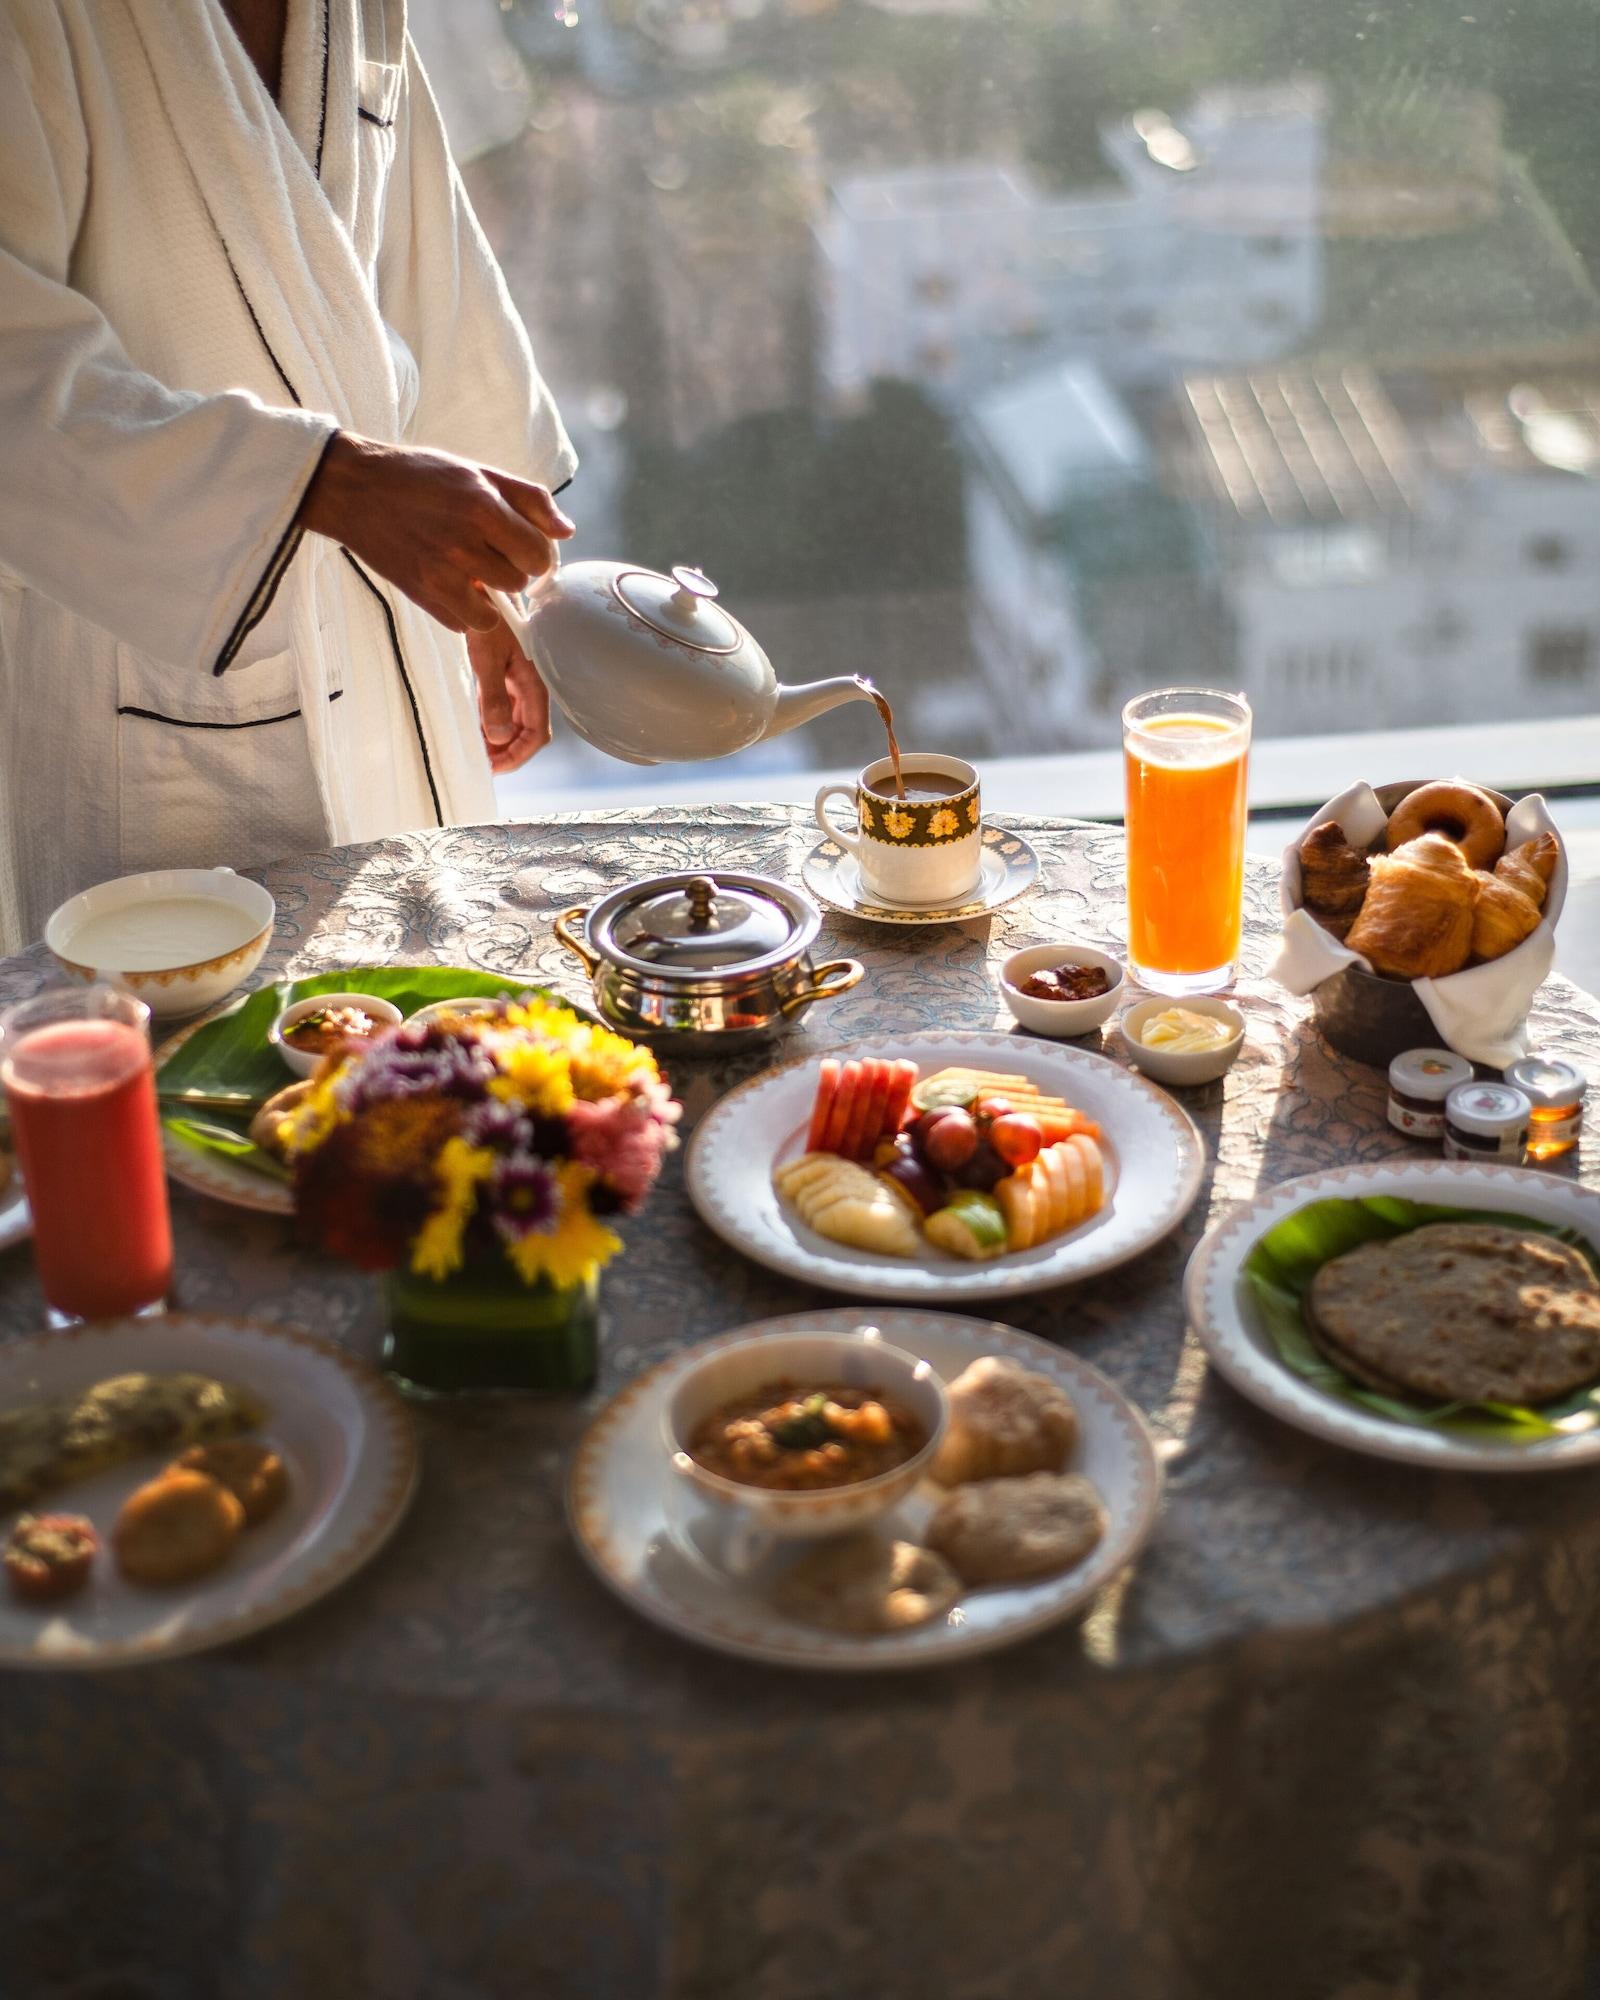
1183 368 1600 740
814 81 1326 409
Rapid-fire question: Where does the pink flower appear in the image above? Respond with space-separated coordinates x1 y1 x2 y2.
567 1094 670 1210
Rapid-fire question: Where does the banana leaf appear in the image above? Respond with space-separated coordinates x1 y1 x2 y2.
157 965 569 1182
1242 1197 1600 1440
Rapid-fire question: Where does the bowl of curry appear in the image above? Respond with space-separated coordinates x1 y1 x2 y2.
664 1327 946 1538
269 993 403 1078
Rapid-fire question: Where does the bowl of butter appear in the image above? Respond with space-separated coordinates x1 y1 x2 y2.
1118 998 1244 1086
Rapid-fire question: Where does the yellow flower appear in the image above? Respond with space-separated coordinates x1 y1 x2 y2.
410 1138 496 1280
966 797 980 825
281 1068 348 1157
497 997 661 1104
502 1161 622 1288
484 1037 575 1116
884 809 912 840
929 807 958 838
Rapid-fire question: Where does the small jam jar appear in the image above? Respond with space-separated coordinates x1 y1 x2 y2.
1443 1082 1532 1164
1503 1054 1587 1161
1387 1048 1473 1141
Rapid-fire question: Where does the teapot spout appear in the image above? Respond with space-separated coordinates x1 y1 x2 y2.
764 675 879 743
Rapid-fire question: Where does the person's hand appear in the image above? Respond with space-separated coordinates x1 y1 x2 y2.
467 616 552 772
297 431 574 633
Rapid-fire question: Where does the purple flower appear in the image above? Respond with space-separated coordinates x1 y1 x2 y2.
488 1153 562 1243
463 1099 534 1152
338 1033 496 1112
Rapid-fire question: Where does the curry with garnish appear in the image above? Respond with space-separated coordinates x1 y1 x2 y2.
687 1379 927 1491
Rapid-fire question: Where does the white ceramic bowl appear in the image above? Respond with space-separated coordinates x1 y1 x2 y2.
1119 996 1245 1086
663 1327 947 1542
405 997 511 1032
46 867 275 1020
269 993 404 1078
1000 942 1126 1037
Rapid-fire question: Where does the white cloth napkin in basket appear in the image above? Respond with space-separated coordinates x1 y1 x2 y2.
1270 781 1567 1069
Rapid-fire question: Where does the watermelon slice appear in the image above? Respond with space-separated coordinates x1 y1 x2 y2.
820 1059 862 1154
884 1059 918 1135
840 1057 887 1159
806 1058 841 1152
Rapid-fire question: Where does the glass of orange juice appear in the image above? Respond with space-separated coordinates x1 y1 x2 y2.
1123 688 1252 995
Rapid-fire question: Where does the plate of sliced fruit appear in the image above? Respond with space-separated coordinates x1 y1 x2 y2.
686 1031 1206 1301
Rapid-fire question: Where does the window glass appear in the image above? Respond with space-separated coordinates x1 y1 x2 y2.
414 0 1600 801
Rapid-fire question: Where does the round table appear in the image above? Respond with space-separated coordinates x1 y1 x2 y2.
2 805 1598 2000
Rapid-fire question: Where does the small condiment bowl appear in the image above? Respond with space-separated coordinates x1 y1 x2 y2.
663 1327 947 1542
406 997 512 1032
1119 996 1245 1087
268 992 403 1078
1000 942 1126 1038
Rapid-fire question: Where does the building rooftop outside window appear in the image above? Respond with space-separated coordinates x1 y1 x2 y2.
409 0 1600 984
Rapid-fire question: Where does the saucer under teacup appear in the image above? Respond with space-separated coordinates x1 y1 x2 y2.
802 824 1038 925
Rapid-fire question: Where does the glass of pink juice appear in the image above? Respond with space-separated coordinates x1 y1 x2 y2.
0 986 172 1322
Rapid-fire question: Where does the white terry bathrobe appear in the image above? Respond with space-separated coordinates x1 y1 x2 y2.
0 0 576 950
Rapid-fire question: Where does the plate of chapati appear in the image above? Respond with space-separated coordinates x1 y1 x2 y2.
1186 1160 1600 1472
567 1307 1162 1671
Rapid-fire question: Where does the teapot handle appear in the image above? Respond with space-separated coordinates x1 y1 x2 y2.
484 541 560 647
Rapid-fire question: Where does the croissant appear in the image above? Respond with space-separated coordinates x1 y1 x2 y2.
1344 832 1477 980
1494 832 1558 909
1298 821 1370 938
1470 873 1542 962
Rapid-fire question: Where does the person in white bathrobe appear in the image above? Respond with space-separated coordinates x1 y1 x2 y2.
0 0 579 952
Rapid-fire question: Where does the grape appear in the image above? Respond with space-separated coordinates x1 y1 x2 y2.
989 1113 1044 1167
953 1140 1007 1191
923 1108 979 1172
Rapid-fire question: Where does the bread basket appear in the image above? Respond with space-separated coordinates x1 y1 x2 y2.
1278 780 1567 1069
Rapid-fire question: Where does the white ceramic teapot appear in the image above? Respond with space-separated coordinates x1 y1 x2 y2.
486 558 877 765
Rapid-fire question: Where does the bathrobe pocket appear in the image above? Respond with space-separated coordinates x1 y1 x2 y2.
114 644 335 877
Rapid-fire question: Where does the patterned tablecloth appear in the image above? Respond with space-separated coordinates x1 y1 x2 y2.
3 805 1599 2000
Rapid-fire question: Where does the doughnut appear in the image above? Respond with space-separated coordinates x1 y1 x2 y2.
1385 781 1504 870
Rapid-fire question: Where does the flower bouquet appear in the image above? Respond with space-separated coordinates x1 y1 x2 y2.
280 995 680 1393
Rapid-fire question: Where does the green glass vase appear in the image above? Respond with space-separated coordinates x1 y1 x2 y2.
381 1258 600 1396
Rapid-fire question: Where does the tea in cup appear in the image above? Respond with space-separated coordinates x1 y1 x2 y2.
814 754 983 906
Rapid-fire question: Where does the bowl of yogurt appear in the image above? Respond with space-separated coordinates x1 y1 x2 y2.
45 868 276 1019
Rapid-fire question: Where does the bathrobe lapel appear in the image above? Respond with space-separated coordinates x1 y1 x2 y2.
126 0 400 443
122 0 497 846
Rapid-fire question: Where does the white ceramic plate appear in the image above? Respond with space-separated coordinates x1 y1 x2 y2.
569 1306 1163 1672
1185 1160 1600 1473
802 824 1038 925
0 1313 417 1669
156 1003 294 1217
687 1030 1204 1301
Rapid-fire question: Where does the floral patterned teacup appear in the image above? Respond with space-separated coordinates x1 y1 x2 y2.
814 753 982 907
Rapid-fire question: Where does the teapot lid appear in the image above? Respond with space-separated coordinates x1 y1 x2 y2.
612 567 742 655
592 872 817 974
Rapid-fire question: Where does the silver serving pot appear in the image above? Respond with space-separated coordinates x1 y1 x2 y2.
554 871 863 1051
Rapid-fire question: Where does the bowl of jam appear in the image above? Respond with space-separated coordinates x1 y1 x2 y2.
1000 943 1124 1037
268 992 403 1077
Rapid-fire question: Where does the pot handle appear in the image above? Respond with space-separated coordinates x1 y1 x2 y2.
553 904 600 974
779 957 865 1018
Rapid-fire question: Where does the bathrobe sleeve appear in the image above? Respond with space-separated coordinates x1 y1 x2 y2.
0 11 337 673
377 34 578 495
